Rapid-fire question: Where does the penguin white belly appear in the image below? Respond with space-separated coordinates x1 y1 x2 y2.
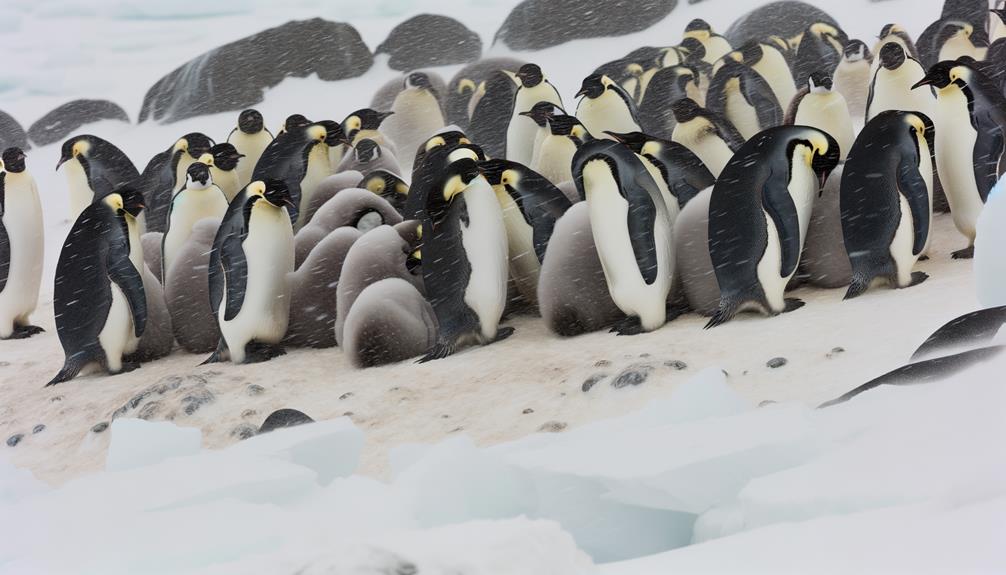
703 37 733 64
868 68 934 121
0 180 43 336
328 146 345 175
460 177 508 341
530 126 549 166
673 123 733 178
297 145 332 229
98 283 135 372
726 90 761 140
756 53 797 110
756 214 788 313
508 85 563 165
935 92 983 242
494 186 539 304
790 167 817 243
64 161 94 221
890 194 917 287
230 131 273 186
212 168 241 202
163 190 228 275
219 205 294 362
585 164 671 331
577 92 640 138
795 95 854 162
919 136 935 255
532 137 577 185
640 156 681 224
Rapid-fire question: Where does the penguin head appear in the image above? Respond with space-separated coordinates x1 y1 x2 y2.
515 64 545 88
476 159 523 192
186 162 212 189
797 129 841 192
457 78 477 96
905 111 936 152
548 115 589 143
208 143 243 171
519 101 565 127
604 131 650 154
670 98 705 124
1 147 27 173
878 23 903 40
56 136 93 172
175 133 214 161
101 192 125 214
353 139 381 163
282 114 312 134
912 60 968 91
361 170 408 198
405 72 434 90
237 109 264 135
441 157 482 203
249 179 295 211
342 109 394 141
683 18 714 40
843 40 872 62
310 121 351 148
414 130 472 171
576 74 609 100
117 184 146 218
807 72 833 93
678 38 707 65
937 20 987 48
623 46 662 75
734 42 763 66
878 42 907 71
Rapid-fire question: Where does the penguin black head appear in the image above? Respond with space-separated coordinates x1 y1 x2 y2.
912 60 964 90
283 114 312 133
56 135 94 172
238 109 264 134
936 21 987 48
878 42 907 70
413 130 472 171
519 101 565 127
441 158 481 202
177 133 214 160
406 72 433 90
678 38 706 63
208 143 244 171
311 120 351 147
2 147 27 173
843 39 872 61
736 42 763 66
576 74 607 100
685 18 712 34
603 131 650 154
112 184 146 218
251 179 295 210
795 129 841 192
808 72 833 92
353 138 381 162
878 23 900 39
342 108 394 140
624 46 663 73
670 98 705 123
516 64 544 88
186 162 212 187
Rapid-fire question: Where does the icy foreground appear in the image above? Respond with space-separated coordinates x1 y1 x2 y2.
3 362 1004 574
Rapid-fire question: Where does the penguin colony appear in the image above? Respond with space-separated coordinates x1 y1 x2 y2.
4 6 1005 386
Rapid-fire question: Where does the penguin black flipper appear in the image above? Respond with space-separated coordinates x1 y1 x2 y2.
663 142 716 208
208 202 250 323
502 167 572 263
897 158 931 256
220 225 250 323
740 70 783 129
106 233 148 338
973 113 1004 203
628 171 661 285
0 177 8 293
761 167 801 278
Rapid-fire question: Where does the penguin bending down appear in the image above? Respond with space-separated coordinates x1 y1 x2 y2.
205 180 296 364
56 135 139 222
0 148 44 339
380 72 447 175
833 40 874 122
572 139 677 335
841 111 935 299
161 162 229 279
605 132 715 209
336 108 396 169
705 126 840 328
707 60 783 141
47 191 147 386
786 72 855 162
227 109 273 187
731 42 798 116
418 155 510 362
914 59 1006 258
335 138 402 177
360 170 410 215
404 131 478 220
670 98 744 178
575 74 642 138
866 43 935 123
138 133 214 234
506 64 564 166
532 115 589 185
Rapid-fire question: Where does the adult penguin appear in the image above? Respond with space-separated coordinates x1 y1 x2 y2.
360 170 410 215
519 100 565 167
0 148 44 339
446 57 525 130
531 115 590 186
604 132 715 210
670 98 744 178
917 18 988 70
380 72 447 175
730 41 798 115
417 154 510 362
204 179 296 365
873 24 920 62
913 59 1006 258
791 22 847 87
47 191 146 385
593 46 663 103
866 43 935 123
336 108 396 168
841 111 935 299
707 60 783 141
506 64 564 166
161 162 229 279
833 40 874 122
137 133 214 234
198 143 244 202
572 139 676 335
227 109 273 186
575 73 642 139
638 66 700 140
469 70 519 159
678 38 714 102
683 19 733 64
56 135 139 222
786 72 855 162
403 130 478 220
705 126 840 328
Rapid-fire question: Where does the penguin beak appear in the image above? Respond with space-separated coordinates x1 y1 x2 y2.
376 111 394 123
56 155 70 172
604 131 627 142
575 87 588 99
911 75 936 90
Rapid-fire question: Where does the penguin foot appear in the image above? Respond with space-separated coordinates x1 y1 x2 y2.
115 361 141 375
417 341 457 363
493 326 516 343
907 272 930 288
7 325 45 339
244 342 286 364
952 246 975 260
610 316 644 336
782 299 805 314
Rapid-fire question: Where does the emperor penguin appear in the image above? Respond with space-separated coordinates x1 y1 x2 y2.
360 170 410 214
730 42 798 116
205 179 296 365
138 133 215 234
517 100 565 168
404 131 479 220
874 24 920 62
575 74 642 138
380 72 447 175
56 135 139 222
705 126 840 328
913 59 1006 258
572 139 676 335
935 20 988 63
833 40 874 122
670 98 744 178
445 58 525 130
638 66 701 139
418 153 510 362
506 64 564 166
0 148 44 339
161 162 229 279
47 191 147 385
792 22 848 87
866 43 935 122
198 143 244 201
531 114 590 185
707 60 783 141
678 38 714 102
593 46 662 103
278 114 312 135
786 72 855 162
336 138 403 177
604 132 715 209
227 109 273 186
841 110 935 298
337 108 396 168
683 19 733 64
470 71 521 159
479 158 573 304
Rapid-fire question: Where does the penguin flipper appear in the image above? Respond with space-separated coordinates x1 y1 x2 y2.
106 236 147 338
45 351 95 387
973 116 1004 203
761 170 801 278
740 72 783 129
628 171 662 285
896 159 931 256
0 214 9 293
217 227 249 322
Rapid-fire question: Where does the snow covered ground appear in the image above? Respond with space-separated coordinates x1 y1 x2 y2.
2 0 1005 572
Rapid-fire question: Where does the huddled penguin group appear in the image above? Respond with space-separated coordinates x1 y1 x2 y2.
5 1 1004 386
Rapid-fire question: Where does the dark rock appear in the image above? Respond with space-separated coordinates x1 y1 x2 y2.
140 18 372 124
758 400 778 407
767 357 788 369
28 100 129 147
611 365 654 389
50 396 63 403
0 110 29 151
495 0 677 50
343 411 355 417
664 360 688 370
91 422 109 433
827 347 846 359
441 414 450 419
538 421 568 433
449 426 463 433
138 401 162 420
113 377 184 419
7 434 24 447
581 373 609 392
241 409 258 419
522 408 534 414
231 423 258 440
247 384 265 396
339 392 354 400
594 360 612 367
377 14 481 71
32 424 45 435
725 2 842 47
639 353 651 358
445 58 525 129
259 409 315 434
181 389 215 416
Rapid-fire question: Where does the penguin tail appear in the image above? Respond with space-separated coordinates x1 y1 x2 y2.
200 341 228 366
416 340 457 364
704 297 740 329
843 272 872 300
45 354 89 387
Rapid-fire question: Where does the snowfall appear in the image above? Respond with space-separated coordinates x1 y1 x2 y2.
2 0 1006 573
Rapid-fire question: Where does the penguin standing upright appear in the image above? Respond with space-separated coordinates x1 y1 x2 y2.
47 191 147 385
205 180 296 364
0 148 43 339
575 74 642 138
404 130 476 220
532 115 590 186
138 133 214 233
572 139 677 335
506 64 564 166
605 132 715 209
707 60 783 141
842 111 934 298
866 43 935 122
380 72 447 175
199 143 244 202
671 98 744 177
470 71 521 159
732 42 798 115
705 126 840 328
56 135 139 222
517 100 564 169
418 154 511 362
161 162 229 278
683 19 733 64
638 66 699 139
227 109 273 187
914 59 1006 258
874 24 920 62
936 21 988 63
833 40 874 122
786 72 855 162
791 22 847 87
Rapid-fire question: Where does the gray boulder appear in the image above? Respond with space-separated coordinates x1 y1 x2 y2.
28 100 129 147
0 111 28 151
725 2 842 47
494 0 677 50
377 14 482 71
